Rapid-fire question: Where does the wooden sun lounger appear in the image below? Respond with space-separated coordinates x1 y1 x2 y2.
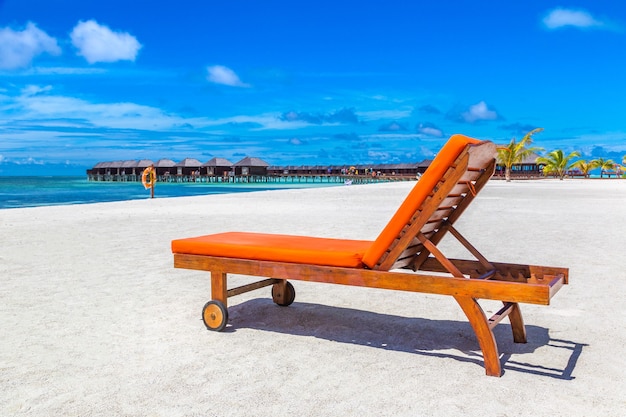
171 134 568 377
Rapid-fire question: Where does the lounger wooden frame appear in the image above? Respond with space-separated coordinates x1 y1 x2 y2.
173 138 568 377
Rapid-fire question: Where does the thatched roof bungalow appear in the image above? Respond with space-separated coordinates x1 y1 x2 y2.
88 160 154 177
268 162 420 176
233 156 269 176
154 159 176 176
203 157 233 176
90 161 109 176
374 162 419 176
268 165 298 175
120 160 138 176
494 151 543 178
137 159 154 169
417 159 433 174
87 156 425 181
107 161 124 176
175 158 203 176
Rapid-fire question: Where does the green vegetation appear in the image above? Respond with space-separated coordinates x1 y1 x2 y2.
496 128 544 182
591 158 616 178
570 159 597 178
496 129 624 180
536 150 581 180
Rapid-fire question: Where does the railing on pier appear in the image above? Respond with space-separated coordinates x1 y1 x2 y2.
87 173 417 184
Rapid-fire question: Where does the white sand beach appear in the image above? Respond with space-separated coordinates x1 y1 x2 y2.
1 179 625 416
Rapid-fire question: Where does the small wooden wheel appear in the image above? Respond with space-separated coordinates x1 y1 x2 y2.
272 281 296 306
202 300 228 331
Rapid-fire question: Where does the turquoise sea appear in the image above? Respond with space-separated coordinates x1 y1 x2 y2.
0 176 340 209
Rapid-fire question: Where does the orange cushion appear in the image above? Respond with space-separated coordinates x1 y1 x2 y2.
172 231 373 268
361 134 483 268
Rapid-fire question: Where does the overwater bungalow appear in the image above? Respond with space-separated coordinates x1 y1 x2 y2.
375 162 419 176
86 159 155 181
494 152 543 179
175 158 203 179
203 157 233 177
107 161 124 177
137 159 154 171
233 156 269 176
154 159 176 179
117 160 139 181
417 159 433 174
86 150 602 183
88 156 421 183
268 165 297 175
89 161 109 177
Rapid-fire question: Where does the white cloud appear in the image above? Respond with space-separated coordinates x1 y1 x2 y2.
208 113 308 130
6 87 180 131
70 20 142 64
16 157 44 165
207 65 250 87
417 123 443 137
0 22 61 70
359 109 412 121
21 85 53 96
0 84 307 136
461 101 498 123
367 150 392 160
365 133 422 140
542 8 607 30
31 67 108 75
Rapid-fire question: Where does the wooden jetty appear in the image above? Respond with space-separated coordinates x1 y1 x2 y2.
86 156 423 184
87 172 416 184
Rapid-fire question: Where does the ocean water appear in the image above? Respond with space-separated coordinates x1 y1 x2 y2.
0 176 339 209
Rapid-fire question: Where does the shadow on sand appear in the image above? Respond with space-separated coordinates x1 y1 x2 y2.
224 299 585 379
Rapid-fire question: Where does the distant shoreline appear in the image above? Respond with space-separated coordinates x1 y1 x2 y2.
0 176 343 210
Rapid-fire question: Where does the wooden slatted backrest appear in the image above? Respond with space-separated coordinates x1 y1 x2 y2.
361 135 496 271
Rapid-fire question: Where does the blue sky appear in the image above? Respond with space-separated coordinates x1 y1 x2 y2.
1 0 625 175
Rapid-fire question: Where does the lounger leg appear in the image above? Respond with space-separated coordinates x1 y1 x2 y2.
455 296 502 377
508 302 527 343
211 271 228 307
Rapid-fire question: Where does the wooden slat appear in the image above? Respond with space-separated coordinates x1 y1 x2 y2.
411 158 496 271
548 274 567 297
440 195 464 208
478 269 497 280
389 242 426 269
418 257 569 283
420 221 442 235
376 151 470 271
488 302 515 329
227 278 279 297
174 253 565 305
448 183 471 195
375 142 496 271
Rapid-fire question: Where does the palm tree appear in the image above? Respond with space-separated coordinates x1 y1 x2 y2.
496 128 544 182
592 158 615 178
536 149 581 180
571 159 597 178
